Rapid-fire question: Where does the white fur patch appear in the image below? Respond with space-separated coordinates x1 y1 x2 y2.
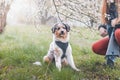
33 61 42 66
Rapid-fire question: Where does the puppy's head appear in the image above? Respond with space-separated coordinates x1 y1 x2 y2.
51 23 70 39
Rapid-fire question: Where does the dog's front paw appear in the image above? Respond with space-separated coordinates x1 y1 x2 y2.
75 68 80 72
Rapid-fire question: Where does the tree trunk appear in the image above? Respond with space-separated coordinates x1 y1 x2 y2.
0 1 11 33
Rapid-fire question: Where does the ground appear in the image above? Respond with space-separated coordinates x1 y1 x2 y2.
0 25 120 80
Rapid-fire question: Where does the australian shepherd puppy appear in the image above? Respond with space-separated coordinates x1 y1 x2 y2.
43 23 80 71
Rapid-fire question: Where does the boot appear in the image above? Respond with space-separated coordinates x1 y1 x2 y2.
105 55 116 68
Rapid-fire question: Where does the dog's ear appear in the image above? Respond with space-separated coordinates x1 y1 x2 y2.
51 23 58 33
63 23 70 32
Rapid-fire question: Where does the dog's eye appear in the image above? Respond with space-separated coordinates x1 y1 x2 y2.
63 27 66 29
57 27 60 30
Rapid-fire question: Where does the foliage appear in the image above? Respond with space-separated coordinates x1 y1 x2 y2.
0 25 120 80
35 0 102 27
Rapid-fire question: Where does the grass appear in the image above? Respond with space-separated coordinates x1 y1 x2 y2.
0 25 120 80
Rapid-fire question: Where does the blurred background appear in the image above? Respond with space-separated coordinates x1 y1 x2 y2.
0 0 120 80
1 0 102 32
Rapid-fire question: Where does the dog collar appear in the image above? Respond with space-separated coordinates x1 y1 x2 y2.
55 41 68 58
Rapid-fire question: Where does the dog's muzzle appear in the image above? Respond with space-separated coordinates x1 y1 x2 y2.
60 31 64 35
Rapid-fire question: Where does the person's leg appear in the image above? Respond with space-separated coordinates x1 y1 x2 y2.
114 28 120 46
105 29 120 68
92 37 116 67
92 37 109 55
107 28 120 67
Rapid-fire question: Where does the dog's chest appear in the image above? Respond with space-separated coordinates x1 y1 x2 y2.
55 41 68 58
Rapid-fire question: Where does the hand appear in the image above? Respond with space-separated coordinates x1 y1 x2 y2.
99 27 108 37
111 18 118 27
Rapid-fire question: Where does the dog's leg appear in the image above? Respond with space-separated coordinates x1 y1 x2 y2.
67 54 80 71
43 56 51 63
66 46 80 71
43 42 54 64
62 58 68 66
55 57 61 71
54 48 62 71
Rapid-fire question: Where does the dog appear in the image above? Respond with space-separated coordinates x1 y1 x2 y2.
43 23 80 71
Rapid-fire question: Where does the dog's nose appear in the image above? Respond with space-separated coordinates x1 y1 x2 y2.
61 31 64 34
